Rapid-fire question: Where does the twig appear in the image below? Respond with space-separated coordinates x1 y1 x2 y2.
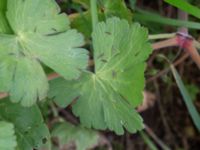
47 73 60 80
144 124 171 150
153 80 175 145
147 53 189 83
58 108 79 125
0 93 8 100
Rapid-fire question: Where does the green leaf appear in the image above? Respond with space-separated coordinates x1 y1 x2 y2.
48 77 80 107
0 0 88 106
93 18 151 106
70 11 93 39
0 99 51 150
70 11 106 39
52 122 99 150
100 0 132 21
73 0 90 9
171 65 200 132
49 17 152 134
73 0 133 21
0 53 48 106
73 73 144 134
185 83 199 101
165 0 200 19
71 0 132 38
129 0 137 10
0 0 6 11
6 0 70 34
0 121 17 150
0 0 12 33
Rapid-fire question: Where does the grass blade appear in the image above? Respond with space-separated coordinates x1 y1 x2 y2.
134 9 200 30
140 131 158 150
170 65 200 132
165 0 200 19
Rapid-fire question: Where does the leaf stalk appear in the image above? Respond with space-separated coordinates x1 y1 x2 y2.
90 0 98 30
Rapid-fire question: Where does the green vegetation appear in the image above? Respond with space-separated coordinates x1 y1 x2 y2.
0 0 199 149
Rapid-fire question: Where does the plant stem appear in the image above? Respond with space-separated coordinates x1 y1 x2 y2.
176 8 200 69
139 131 158 150
148 33 176 40
186 44 200 69
144 124 171 150
152 37 178 50
194 40 200 50
178 10 188 34
90 0 98 30
147 53 189 83
0 93 8 100
50 102 58 117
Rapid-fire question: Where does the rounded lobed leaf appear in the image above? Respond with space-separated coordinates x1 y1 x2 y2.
0 121 17 150
0 0 89 106
49 17 152 134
